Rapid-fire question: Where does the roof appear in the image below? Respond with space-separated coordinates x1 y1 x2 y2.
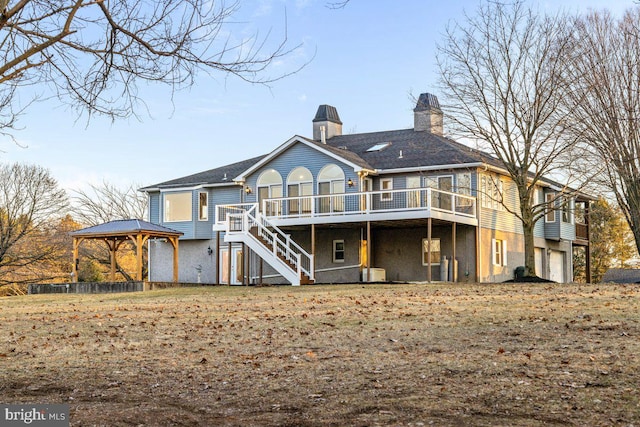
323 128 502 171
143 128 505 191
313 104 342 124
601 268 640 284
70 219 183 237
140 155 266 191
414 93 441 112
233 135 376 182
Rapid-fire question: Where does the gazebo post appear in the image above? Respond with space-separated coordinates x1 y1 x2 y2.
171 237 179 283
136 234 143 281
108 240 117 281
72 238 81 283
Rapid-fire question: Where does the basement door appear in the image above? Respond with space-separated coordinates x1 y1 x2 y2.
220 246 244 285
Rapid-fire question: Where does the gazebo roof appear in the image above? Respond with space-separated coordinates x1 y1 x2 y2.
70 219 183 238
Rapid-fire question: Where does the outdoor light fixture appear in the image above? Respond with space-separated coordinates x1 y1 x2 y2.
245 186 252 194
347 178 354 187
207 246 213 256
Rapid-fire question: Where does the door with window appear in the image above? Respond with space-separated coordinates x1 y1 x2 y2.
407 176 421 208
220 246 244 285
438 176 453 211
257 169 283 215
287 167 313 215
318 164 345 213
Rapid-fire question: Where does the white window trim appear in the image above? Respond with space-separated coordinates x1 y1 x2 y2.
492 238 508 266
333 240 345 263
380 178 393 201
545 193 556 223
421 238 441 266
562 197 573 224
198 191 208 221
163 192 193 223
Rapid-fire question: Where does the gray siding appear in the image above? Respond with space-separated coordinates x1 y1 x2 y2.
149 192 160 224
243 142 359 202
478 173 522 234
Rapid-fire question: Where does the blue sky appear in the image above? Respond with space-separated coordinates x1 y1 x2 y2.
0 0 633 192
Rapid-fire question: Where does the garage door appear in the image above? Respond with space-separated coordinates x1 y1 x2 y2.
535 248 544 278
549 250 565 283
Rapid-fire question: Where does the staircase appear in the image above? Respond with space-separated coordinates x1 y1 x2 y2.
222 204 314 286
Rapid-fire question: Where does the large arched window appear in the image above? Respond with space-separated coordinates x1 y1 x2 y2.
257 169 283 213
318 164 345 212
287 167 313 215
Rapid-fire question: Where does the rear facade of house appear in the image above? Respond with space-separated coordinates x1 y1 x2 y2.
141 94 590 285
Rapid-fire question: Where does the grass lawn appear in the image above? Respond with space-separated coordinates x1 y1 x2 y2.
1 283 639 426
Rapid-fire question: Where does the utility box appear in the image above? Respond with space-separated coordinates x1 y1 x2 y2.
362 268 386 282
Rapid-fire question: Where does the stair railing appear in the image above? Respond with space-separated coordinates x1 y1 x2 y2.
226 204 314 281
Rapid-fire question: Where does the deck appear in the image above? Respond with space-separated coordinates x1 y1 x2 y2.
214 188 478 230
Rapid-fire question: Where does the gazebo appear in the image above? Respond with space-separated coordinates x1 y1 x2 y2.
70 219 183 282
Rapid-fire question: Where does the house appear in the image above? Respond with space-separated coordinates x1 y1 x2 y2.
140 93 591 285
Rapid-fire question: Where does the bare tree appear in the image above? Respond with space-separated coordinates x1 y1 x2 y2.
436 0 581 278
72 181 147 225
72 181 148 281
563 8 640 255
0 0 303 133
0 162 68 284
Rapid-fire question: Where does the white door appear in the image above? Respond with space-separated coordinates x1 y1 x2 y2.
549 250 565 283
220 247 244 285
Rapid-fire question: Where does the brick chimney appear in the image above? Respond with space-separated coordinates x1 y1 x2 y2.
414 93 443 136
313 105 342 142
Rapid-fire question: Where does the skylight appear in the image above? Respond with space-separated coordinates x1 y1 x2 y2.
366 142 391 152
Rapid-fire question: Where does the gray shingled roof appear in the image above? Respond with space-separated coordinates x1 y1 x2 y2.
297 136 375 170
140 128 504 192
323 128 501 170
70 219 183 237
141 155 266 190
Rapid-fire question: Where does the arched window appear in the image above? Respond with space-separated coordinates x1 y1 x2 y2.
287 167 313 215
318 164 345 212
257 169 283 213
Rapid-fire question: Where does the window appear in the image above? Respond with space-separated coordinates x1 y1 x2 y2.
406 176 421 208
492 239 508 266
333 240 345 263
545 193 556 222
318 164 345 213
562 197 572 223
480 175 504 210
422 238 441 265
366 142 391 152
287 167 313 214
380 178 393 201
257 169 283 214
164 192 192 222
198 192 208 221
456 173 473 208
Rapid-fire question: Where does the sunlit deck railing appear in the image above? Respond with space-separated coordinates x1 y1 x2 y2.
215 188 476 226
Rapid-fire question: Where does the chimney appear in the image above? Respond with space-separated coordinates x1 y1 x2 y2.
313 104 342 141
414 93 443 136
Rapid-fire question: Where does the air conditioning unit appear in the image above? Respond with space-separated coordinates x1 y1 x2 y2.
362 268 386 282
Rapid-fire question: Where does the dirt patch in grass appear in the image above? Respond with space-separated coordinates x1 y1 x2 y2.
1 283 639 426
